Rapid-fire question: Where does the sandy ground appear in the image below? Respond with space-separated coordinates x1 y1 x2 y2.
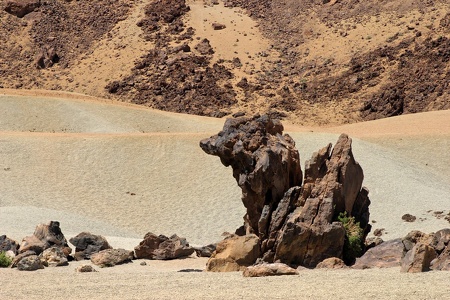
1 90 449 299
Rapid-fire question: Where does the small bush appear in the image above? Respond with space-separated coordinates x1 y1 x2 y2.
0 251 13 268
337 212 364 265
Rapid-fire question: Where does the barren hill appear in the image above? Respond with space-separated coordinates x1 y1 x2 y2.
1 0 449 125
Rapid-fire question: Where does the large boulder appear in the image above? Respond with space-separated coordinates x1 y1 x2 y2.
429 229 450 271
353 239 404 269
401 243 437 273
69 232 112 260
242 262 299 277
17 255 44 271
90 249 133 267
0 235 19 255
4 0 40 18
200 115 371 268
134 233 194 260
18 235 46 254
206 234 260 272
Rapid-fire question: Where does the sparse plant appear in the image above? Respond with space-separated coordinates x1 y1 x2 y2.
0 251 13 268
337 212 364 265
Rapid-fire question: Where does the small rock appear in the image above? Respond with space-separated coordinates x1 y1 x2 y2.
76 264 98 273
212 23 226 30
316 257 348 269
243 263 299 277
402 214 416 222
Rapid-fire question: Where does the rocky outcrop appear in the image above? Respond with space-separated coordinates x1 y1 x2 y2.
242 262 299 277
206 234 260 272
69 232 112 260
401 243 437 273
353 239 404 269
134 233 194 260
4 0 40 18
35 46 59 69
90 249 133 267
430 229 450 271
200 115 370 268
0 235 19 255
200 115 302 236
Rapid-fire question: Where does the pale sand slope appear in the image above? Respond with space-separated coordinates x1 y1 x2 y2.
0 91 449 299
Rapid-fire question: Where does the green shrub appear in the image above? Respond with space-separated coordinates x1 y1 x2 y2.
0 251 13 268
337 212 364 265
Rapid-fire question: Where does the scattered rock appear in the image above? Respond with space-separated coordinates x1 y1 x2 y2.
75 264 98 273
69 232 112 260
212 23 226 30
4 0 40 18
134 233 194 260
17 255 44 271
316 257 348 269
90 248 133 267
206 234 260 272
353 239 404 269
40 246 69 267
243 262 299 277
194 38 215 55
402 214 416 222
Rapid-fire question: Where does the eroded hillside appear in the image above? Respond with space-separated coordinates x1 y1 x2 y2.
1 0 449 125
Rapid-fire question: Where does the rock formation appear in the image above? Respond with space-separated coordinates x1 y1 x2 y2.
4 0 40 18
200 115 371 268
134 233 194 260
90 249 133 267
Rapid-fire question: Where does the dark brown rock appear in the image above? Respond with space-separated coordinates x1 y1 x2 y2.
193 244 216 257
0 235 19 255
134 233 194 260
4 0 40 18
11 250 36 268
75 264 98 273
206 234 260 272
17 255 44 271
212 22 226 30
32 221 72 256
90 249 133 267
194 38 214 55
402 214 416 222
69 232 112 260
402 230 433 253
18 235 45 254
353 239 403 269
401 243 437 273
243 262 298 277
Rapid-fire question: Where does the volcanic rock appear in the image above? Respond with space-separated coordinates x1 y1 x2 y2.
193 243 216 257
316 257 348 269
18 235 46 254
212 23 226 30
206 234 260 272
4 0 40 18
32 221 72 256
11 250 36 268
90 248 133 267
430 229 450 271
194 38 214 55
75 264 98 273
201 115 371 268
134 232 194 260
353 239 404 269
17 255 44 271
243 262 299 277
0 235 19 255
40 246 68 267
69 232 112 260
401 243 437 273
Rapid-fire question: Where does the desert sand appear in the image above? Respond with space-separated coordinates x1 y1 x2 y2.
1 90 449 299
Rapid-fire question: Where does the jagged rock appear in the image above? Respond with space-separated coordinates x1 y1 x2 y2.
69 232 112 260
402 230 434 253
274 134 369 267
19 235 46 254
243 262 299 277
40 246 68 267
17 255 44 271
401 243 437 273
4 0 40 18
430 229 450 252
75 264 98 273
316 257 348 269
134 233 194 260
35 46 59 69
430 229 450 271
200 115 302 236
206 234 260 272
431 245 450 271
353 239 403 269
32 221 72 256
200 116 370 268
0 235 19 255
194 244 216 257
90 248 133 267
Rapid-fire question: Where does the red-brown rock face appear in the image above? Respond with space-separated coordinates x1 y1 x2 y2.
200 115 371 268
